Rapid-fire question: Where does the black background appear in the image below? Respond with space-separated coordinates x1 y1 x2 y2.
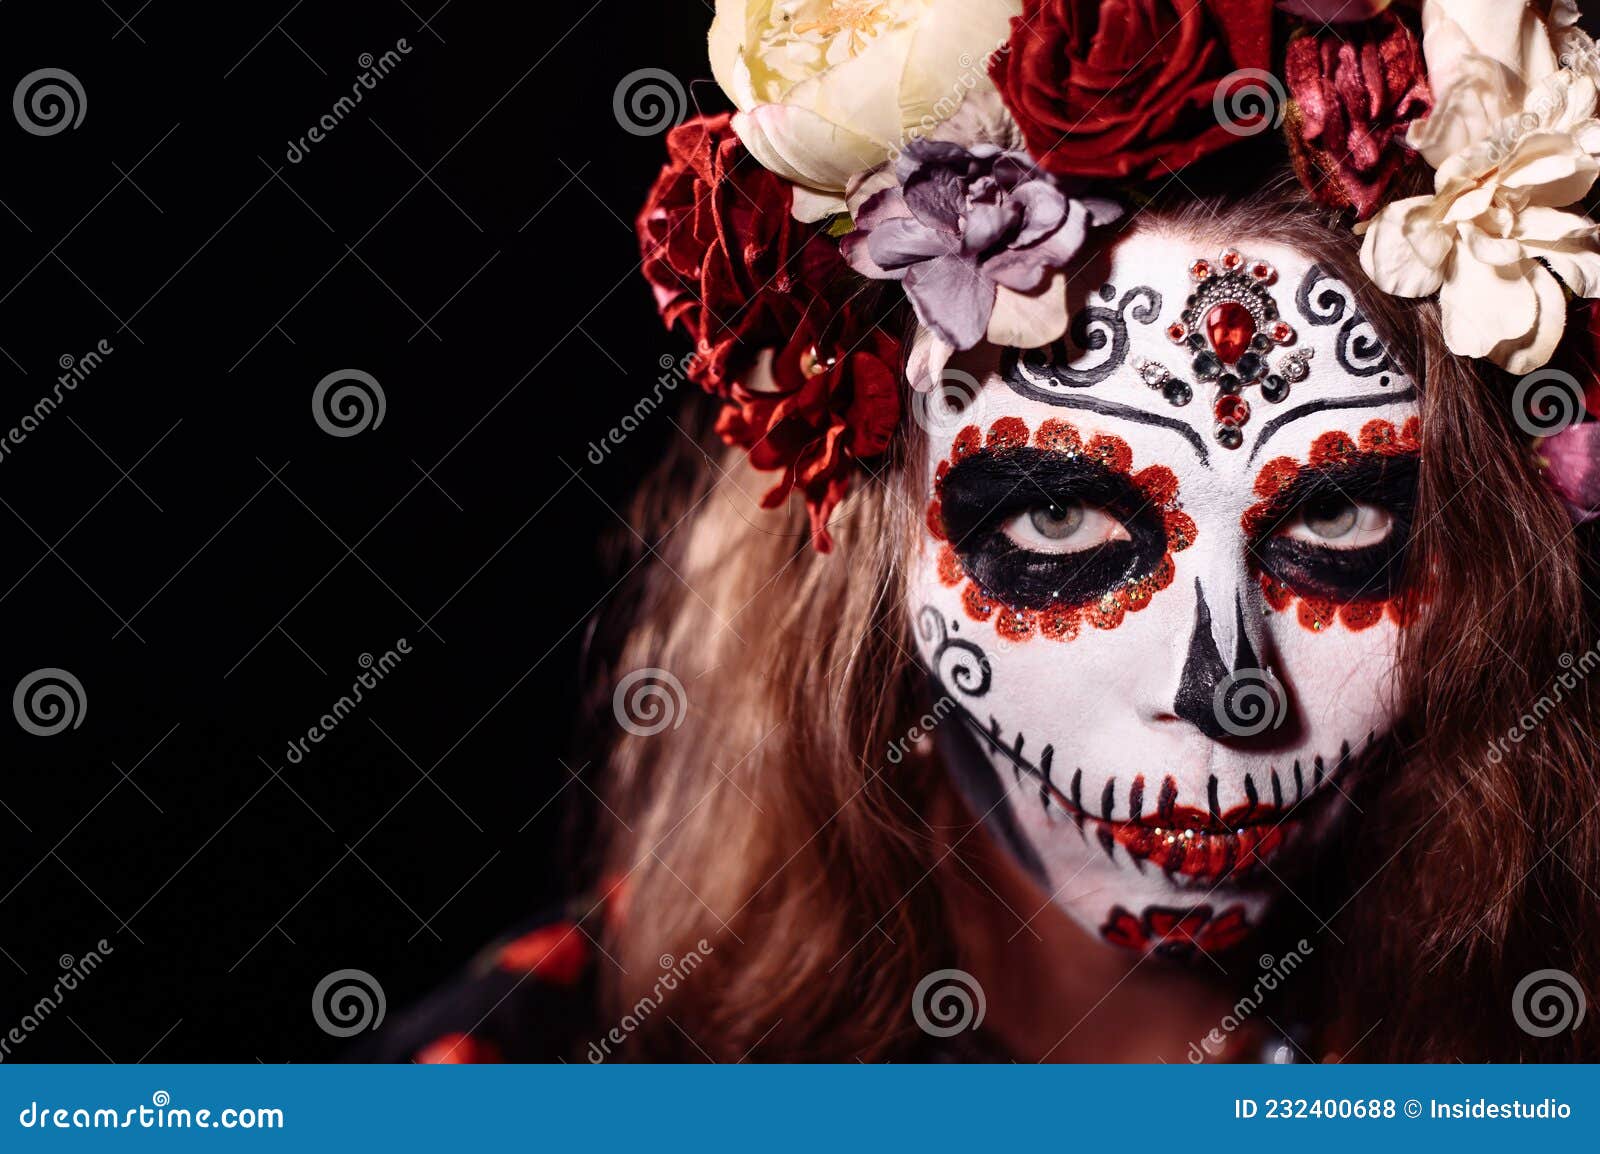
0 1 713 1061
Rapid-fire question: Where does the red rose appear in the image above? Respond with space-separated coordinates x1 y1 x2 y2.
990 0 1276 180
1284 12 1432 220
636 114 840 397
636 114 904 551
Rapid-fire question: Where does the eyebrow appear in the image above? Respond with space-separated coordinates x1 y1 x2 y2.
1246 386 1419 463
999 380 1211 465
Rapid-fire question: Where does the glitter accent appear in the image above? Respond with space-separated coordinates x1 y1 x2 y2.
929 419 1195 639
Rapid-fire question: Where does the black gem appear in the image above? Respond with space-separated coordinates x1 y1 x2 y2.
1235 352 1265 382
1250 333 1271 351
1217 373 1241 394
1192 351 1221 379
1186 293 1198 307
1262 374 1290 403
1163 380 1193 407
1216 422 1244 450
1099 283 1116 302
1380 375 1392 388
1187 332 1207 350
1264 300 1278 318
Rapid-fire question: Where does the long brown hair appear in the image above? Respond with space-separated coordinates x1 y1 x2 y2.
588 177 1600 1061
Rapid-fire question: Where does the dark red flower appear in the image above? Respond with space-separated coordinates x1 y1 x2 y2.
495 922 591 986
637 114 904 551
990 0 1276 180
1101 903 1252 959
1284 12 1432 220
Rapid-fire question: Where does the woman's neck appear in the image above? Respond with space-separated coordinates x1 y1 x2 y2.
938 813 1269 1063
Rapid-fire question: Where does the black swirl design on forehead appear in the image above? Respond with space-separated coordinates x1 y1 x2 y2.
1295 264 1398 383
1000 283 1162 390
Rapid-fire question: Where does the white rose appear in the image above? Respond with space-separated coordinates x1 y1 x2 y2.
1363 70 1600 373
709 0 1021 220
1407 0 1577 168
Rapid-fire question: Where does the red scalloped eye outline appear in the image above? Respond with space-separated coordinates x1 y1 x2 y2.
926 416 1197 642
1243 417 1422 634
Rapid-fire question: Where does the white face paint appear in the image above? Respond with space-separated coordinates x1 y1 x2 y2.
908 228 1421 960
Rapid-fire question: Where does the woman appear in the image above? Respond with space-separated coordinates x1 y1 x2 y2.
377 0 1600 1062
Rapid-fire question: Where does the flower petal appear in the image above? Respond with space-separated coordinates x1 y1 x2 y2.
1488 259 1570 373
733 105 886 198
903 254 996 351
1360 196 1448 297
1439 251 1536 358
988 275 1068 349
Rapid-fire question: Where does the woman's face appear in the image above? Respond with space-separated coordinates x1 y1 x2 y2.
908 228 1421 959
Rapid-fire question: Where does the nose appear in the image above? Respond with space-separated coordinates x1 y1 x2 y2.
1171 578 1288 739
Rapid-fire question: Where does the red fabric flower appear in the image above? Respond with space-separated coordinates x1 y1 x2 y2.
495 922 591 986
414 1033 501 1064
990 0 1276 180
1284 12 1432 220
637 114 904 551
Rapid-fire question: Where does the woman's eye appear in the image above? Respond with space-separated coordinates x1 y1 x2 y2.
1283 496 1393 548
1003 501 1131 554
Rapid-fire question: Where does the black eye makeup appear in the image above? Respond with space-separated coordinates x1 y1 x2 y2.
939 448 1172 611
1248 452 1418 604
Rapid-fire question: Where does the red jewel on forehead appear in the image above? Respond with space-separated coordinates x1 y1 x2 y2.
1157 248 1306 451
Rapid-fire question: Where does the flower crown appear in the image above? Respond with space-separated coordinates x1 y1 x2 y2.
636 0 1600 550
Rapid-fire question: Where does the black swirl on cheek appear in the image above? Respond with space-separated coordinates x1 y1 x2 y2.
1000 283 1163 390
916 605 992 699
1294 263 1397 382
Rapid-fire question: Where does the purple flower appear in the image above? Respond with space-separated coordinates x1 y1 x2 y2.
1542 423 1600 524
842 139 1122 351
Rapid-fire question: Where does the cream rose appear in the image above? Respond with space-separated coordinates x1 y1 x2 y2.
1407 0 1576 168
1362 70 1600 373
709 0 1021 220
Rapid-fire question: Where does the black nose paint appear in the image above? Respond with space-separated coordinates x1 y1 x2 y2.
1173 579 1281 739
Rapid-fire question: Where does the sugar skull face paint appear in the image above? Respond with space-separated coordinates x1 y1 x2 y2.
908 228 1421 956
